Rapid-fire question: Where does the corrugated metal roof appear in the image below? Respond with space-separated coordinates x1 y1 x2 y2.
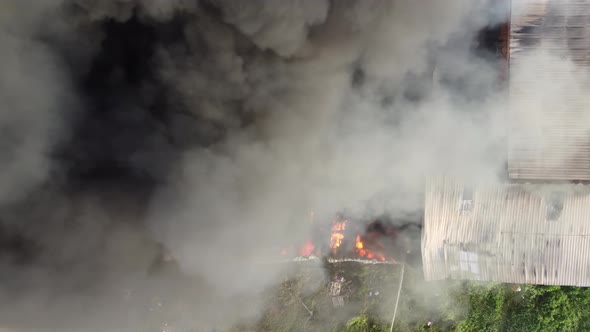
508 0 590 181
422 176 590 286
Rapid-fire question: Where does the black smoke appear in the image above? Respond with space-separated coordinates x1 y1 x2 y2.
0 0 509 329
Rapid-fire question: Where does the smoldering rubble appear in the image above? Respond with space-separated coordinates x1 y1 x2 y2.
0 0 513 330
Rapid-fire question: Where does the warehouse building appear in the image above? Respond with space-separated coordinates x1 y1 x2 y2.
509 0 590 181
423 0 590 285
423 177 590 286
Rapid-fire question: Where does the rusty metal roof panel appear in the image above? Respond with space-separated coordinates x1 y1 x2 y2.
422 176 590 286
508 0 590 181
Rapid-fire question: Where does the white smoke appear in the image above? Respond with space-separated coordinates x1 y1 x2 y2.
145 0 510 329
218 0 330 57
0 2 73 203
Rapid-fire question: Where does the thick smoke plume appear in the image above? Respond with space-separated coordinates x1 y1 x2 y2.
0 0 557 330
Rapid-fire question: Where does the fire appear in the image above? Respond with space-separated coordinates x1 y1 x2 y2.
331 220 347 232
281 214 396 262
355 235 386 262
330 220 348 254
299 240 315 257
355 235 364 251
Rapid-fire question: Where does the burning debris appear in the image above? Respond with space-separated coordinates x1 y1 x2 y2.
355 234 386 262
299 240 315 257
330 219 348 254
281 213 416 264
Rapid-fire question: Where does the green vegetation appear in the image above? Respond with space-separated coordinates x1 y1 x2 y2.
450 283 590 332
248 261 401 332
237 262 590 332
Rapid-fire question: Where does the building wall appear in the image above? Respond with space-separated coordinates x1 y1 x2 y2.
422 177 590 286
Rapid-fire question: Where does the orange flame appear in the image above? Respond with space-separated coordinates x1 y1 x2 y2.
355 235 366 256
330 233 345 249
331 220 347 232
330 220 348 254
299 240 315 257
279 215 394 262
355 235 364 249
355 235 386 261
